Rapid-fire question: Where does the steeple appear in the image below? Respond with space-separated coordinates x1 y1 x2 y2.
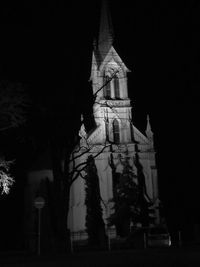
97 0 114 63
90 0 129 83
145 114 154 140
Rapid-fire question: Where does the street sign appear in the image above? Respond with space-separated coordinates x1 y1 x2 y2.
34 196 45 256
34 196 45 209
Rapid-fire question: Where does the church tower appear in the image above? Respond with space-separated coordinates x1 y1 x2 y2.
68 1 160 242
89 0 132 145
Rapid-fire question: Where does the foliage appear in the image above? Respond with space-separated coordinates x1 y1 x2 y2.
0 158 15 194
134 153 154 227
0 80 30 132
85 155 107 246
108 154 158 235
0 80 30 195
108 158 140 237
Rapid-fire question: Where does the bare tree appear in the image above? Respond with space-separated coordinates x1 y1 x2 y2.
0 157 15 194
0 80 30 132
49 120 112 251
34 67 149 250
0 80 30 194
44 71 121 251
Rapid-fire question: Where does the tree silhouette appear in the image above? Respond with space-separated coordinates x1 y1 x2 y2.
85 155 106 246
108 157 140 237
0 157 14 194
0 80 30 195
0 80 30 132
25 71 118 252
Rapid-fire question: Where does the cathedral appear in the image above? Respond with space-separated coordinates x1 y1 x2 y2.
68 1 160 242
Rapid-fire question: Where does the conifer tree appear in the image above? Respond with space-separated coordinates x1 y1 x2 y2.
85 155 106 246
109 158 140 237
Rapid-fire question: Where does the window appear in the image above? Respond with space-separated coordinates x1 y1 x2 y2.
114 76 120 99
113 119 120 143
103 75 111 99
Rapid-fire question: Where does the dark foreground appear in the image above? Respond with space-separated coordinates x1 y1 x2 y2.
1 247 200 267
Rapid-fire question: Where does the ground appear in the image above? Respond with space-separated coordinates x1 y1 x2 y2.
1 247 200 266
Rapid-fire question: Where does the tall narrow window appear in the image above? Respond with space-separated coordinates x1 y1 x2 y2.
114 76 120 99
103 76 111 99
113 119 120 143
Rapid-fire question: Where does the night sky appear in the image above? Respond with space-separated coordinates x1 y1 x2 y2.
0 0 200 249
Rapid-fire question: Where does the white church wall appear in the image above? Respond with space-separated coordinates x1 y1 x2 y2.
95 155 112 202
68 173 86 232
95 154 115 226
71 173 85 207
151 167 159 200
120 76 128 99
139 157 154 200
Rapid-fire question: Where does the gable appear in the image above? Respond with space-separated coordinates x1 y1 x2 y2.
86 121 150 146
132 124 149 144
87 124 103 144
99 46 130 74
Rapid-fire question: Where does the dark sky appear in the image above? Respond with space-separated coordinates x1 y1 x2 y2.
0 0 200 245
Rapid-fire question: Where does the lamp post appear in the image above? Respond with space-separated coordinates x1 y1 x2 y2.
34 197 45 256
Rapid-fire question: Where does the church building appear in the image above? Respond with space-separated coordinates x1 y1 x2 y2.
68 1 160 242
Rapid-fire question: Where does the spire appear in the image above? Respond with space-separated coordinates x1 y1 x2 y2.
79 114 87 139
97 0 114 62
145 114 153 140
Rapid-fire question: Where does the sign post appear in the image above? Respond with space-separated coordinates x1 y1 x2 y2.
34 197 45 256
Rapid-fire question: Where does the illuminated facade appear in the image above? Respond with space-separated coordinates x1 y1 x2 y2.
68 1 160 239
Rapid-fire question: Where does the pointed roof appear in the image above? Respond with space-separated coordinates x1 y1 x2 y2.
145 114 153 139
78 114 87 139
90 0 130 81
96 0 114 65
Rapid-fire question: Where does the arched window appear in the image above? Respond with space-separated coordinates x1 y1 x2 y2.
114 76 120 99
103 75 111 99
113 119 120 143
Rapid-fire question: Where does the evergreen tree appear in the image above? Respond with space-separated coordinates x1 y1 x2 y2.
134 153 153 227
85 155 106 246
109 158 140 237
